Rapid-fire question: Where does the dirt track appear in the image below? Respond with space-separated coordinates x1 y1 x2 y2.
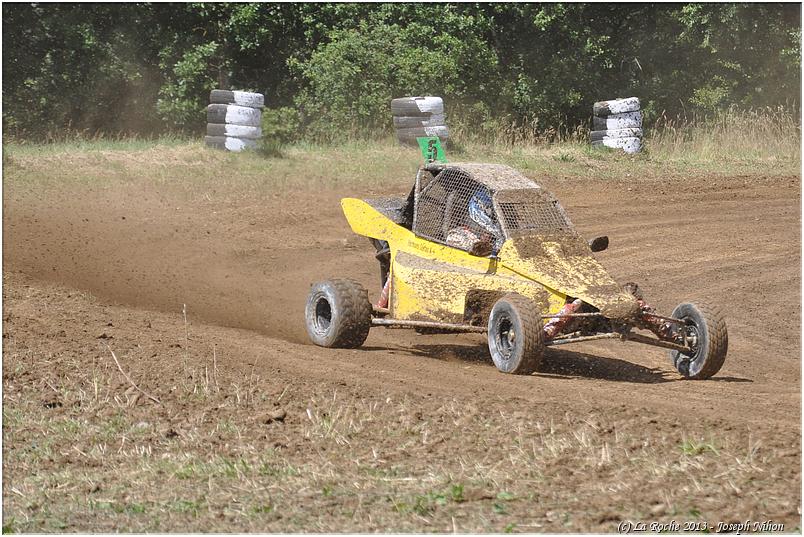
3 169 801 530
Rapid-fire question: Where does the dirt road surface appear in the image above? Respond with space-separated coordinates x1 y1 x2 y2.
4 169 800 531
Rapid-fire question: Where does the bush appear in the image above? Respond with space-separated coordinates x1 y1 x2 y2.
258 107 301 157
290 13 500 142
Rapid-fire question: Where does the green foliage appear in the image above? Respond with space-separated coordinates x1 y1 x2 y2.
450 483 465 503
680 439 720 456
2 3 800 140
261 107 300 143
291 8 498 141
157 42 221 128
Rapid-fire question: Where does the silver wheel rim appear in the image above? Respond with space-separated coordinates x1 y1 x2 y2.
313 295 332 336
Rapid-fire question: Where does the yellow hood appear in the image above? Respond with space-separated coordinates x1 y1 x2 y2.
498 232 639 319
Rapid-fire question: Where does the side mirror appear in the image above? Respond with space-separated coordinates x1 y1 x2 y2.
469 238 493 257
589 235 609 252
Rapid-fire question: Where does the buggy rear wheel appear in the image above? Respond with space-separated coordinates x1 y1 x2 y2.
305 279 371 348
668 301 728 379
487 294 544 374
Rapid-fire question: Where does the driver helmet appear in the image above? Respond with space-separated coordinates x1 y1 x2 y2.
468 189 498 236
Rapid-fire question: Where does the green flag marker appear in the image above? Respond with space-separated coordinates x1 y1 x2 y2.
417 136 447 163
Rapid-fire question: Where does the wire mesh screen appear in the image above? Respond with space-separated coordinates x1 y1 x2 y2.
413 165 573 249
415 168 498 246
495 189 572 234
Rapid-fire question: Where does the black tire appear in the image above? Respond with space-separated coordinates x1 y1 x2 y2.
668 301 728 379
591 137 642 154
393 114 446 129
590 128 643 141
391 96 444 116
487 294 544 374
593 111 642 130
305 279 372 348
210 89 264 109
593 97 640 116
206 104 262 127
207 123 262 139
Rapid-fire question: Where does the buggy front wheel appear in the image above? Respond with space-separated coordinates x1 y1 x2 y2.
487 294 544 374
668 301 728 379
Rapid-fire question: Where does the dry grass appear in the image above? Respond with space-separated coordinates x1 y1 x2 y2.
4 351 797 533
3 107 799 198
3 291 799 534
647 106 801 164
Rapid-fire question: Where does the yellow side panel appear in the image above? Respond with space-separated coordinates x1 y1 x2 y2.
391 252 557 322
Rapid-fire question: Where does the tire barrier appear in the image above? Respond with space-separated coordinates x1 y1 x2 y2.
591 137 642 153
204 136 259 152
391 96 448 147
591 97 642 154
589 127 643 142
206 90 264 152
209 89 264 109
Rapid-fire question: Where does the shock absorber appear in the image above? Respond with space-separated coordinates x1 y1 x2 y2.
625 282 679 341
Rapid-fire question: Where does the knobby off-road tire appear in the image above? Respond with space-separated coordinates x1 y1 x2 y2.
590 128 643 141
393 114 446 129
305 279 372 348
668 301 728 379
391 96 444 116
593 97 641 116
487 294 544 374
592 111 642 130
209 89 264 109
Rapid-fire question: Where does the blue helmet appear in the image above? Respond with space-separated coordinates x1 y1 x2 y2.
468 189 498 235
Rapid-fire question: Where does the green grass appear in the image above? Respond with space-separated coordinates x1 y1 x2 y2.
4 109 799 196
680 438 720 457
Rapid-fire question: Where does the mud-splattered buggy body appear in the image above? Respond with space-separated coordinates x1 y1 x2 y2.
306 163 728 379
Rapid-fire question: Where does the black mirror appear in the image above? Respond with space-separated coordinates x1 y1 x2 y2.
589 235 609 252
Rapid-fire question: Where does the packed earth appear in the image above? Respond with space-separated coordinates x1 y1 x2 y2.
3 153 800 532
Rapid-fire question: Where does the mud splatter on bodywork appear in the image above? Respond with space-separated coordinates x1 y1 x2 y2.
500 232 639 319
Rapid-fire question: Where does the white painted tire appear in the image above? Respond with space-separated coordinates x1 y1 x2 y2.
204 136 258 152
590 128 643 141
207 123 262 139
593 97 640 116
592 111 642 130
206 104 262 127
391 96 444 116
393 114 446 128
592 137 642 154
210 89 264 109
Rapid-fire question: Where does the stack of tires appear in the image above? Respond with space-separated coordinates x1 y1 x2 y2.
591 97 642 154
205 90 264 152
391 96 449 147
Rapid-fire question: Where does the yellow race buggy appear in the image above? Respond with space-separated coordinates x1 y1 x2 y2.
304 162 728 379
